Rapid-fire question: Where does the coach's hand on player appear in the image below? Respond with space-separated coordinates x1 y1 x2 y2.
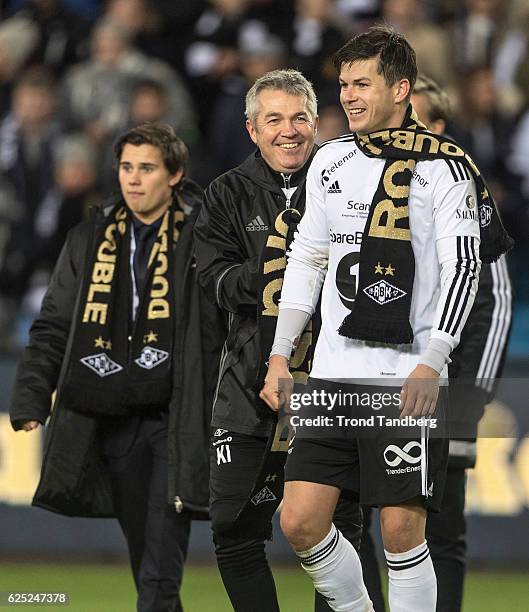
400 364 440 417
260 355 294 413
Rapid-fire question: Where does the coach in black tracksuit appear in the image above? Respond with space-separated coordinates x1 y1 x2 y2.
10 124 223 612
194 69 362 612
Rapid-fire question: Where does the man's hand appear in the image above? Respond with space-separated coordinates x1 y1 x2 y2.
21 420 40 432
400 364 440 417
259 355 293 412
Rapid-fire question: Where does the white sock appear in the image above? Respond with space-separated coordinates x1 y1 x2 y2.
385 540 437 612
297 524 374 612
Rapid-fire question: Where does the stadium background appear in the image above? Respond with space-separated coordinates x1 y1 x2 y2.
0 0 528 610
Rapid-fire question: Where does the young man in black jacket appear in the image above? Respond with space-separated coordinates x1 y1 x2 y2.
194 69 362 611
10 123 223 612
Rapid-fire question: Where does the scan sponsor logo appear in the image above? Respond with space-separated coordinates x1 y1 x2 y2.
344 201 370 219
363 280 406 305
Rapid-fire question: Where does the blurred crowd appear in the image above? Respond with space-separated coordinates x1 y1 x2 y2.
0 0 528 352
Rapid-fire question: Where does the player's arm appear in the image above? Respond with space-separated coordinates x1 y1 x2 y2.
401 162 481 417
452 255 512 394
260 164 329 411
10 228 81 431
194 180 259 314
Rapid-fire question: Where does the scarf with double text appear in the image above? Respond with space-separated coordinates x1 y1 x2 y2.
61 197 185 415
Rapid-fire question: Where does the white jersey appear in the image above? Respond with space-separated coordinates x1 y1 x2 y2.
279 135 481 381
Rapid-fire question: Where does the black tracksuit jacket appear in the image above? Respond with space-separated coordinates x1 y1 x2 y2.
194 148 317 437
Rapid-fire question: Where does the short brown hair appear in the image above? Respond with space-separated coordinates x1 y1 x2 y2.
333 25 417 96
114 123 188 175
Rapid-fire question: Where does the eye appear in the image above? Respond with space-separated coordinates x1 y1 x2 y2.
267 117 280 125
294 115 308 123
358 82 368 89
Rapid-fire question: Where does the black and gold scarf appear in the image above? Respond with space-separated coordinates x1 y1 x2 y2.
338 106 513 344
61 197 185 415
257 207 316 390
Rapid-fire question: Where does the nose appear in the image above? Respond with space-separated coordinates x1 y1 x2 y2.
128 169 141 184
341 86 356 104
281 120 298 137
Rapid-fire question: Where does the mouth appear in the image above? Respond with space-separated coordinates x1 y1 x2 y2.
277 143 302 149
347 108 366 117
128 191 144 197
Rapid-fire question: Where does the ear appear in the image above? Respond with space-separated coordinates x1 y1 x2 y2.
169 168 184 187
246 119 258 145
313 115 320 133
395 79 411 104
430 118 446 136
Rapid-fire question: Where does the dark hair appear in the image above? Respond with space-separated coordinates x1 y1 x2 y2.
332 25 417 96
132 79 168 98
114 123 188 175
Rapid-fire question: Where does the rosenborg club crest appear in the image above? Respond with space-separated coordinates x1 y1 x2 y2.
134 346 169 370
363 279 407 306
80 353 123 377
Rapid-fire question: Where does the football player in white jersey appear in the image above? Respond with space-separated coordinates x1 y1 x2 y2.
261 26 484 612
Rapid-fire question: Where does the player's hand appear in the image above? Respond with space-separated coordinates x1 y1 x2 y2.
259 355 294 413
400 364 440 417
21 420 41 431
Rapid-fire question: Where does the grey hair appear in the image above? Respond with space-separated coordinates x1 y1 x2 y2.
245 69 318 126
412 75 451 123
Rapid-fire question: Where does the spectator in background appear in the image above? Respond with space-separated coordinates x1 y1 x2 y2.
288 0 346 93
451 0 508 73
449 67 515 206
382 0 453 87
14 133 99 344
7 0 90 77
102 0 178 68
98 79 173 195
0 67 62 338
0 15 39 117
185 0 250 133
61 18 197 148
209 33 286 178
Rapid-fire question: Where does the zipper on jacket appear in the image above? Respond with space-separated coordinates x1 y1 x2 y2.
281 173 292 209
174 496 184 513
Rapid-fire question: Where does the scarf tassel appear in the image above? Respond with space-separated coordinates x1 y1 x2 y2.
481 233 515 264
338 312 414 345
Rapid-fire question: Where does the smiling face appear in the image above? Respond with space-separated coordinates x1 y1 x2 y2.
339 57 410 135
118 143 182 224
246 89 318 174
